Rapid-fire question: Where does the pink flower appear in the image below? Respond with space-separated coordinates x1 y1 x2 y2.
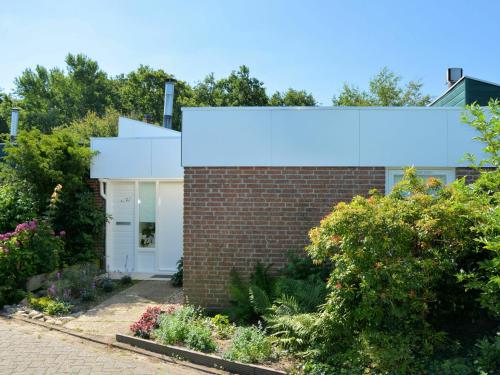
59 230 66 237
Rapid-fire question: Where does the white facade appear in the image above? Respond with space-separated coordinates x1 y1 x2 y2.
91 117 183 275
181 107 487 167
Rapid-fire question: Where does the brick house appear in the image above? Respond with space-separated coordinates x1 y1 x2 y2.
90 71 497 308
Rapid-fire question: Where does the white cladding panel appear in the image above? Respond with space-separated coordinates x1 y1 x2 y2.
271 109 359 165
182 110 272 166
118 117 180 138
182 107 487 167
91 137 183 179
359 109 448 166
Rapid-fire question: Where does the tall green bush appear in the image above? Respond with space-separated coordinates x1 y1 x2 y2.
2 128 107 264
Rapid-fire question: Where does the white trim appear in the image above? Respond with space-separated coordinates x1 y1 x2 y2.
182 106 463 112
385 167 456 193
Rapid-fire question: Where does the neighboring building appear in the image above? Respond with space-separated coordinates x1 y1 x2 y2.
430 69 500 107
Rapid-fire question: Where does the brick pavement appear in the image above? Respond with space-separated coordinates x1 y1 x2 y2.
0 318 221 375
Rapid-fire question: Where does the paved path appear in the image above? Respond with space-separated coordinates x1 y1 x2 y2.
65 280 183 337
0 318 221 375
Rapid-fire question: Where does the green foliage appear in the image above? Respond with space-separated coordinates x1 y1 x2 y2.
47 262 100 300
474 335 500 374
0 181 37 233
0 220 63 305
300 165 497 373
170 257 183 287
265 296 319 354
223 325 273 364
210 314 234 339
269 89 316 106
3 128 107 264
332 67 430 106
28 294 72 316
154 305 217 352
120 275 132 286
14 54 114 133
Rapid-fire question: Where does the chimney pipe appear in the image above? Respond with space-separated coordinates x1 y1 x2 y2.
163 80 175 129
10 108 19 141
446 67 463 88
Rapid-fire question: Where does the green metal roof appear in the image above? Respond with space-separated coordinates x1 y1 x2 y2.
430 77 500 107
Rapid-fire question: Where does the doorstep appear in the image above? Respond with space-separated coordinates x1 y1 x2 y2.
106 272 173 281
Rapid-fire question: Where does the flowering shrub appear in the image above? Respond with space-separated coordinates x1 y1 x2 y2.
130 305 178 339
0 219 64 306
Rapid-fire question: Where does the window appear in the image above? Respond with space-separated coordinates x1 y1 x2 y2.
138 182 156 248
386 168 455 193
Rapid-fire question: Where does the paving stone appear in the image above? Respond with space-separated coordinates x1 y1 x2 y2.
0 318 222 374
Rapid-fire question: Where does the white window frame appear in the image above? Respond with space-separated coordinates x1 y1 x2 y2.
385 167 456 194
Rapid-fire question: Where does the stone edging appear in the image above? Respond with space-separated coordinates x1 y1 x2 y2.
116 334 287 375
2 314 225 375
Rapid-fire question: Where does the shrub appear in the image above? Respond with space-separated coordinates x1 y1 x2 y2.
223 325 273 364
0 182 37 234
154 305 216 352
99 277 115 293
210 314 235 339
120 275 132 285
3 128 107 264
170 257 183 287
130 305 176 339
184 322 217 352
0 220 63 305
46 262 99 300
303 167 494 373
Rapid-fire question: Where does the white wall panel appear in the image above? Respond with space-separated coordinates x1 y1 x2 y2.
91 137 183 179
271 109 359 166
182 110 272 166
182 107 487 167
359 109 448 166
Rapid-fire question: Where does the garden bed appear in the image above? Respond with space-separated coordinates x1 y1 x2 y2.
116 334 286 375
3 263 136 326
127 304 295 374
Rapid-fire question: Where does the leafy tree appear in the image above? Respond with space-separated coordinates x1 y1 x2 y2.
186 66 268 108
14 53 113 132
269 88 316 106
114 65 192 131
57 109 119 143
332 67 431 106
0 91 15 134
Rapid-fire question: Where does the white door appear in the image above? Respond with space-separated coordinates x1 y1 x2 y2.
157 182 183 273
108 182 135 272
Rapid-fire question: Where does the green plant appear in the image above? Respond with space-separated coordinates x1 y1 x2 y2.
47 262 99 300
43 299 72 316
210 314 234 339
153 305 217 352
223 325 273 364
0 220 63 305
184 322 217 352
120 275 132 285
474 335 500 374
28 294 72 316
227 262 275 322
170 257 183 287
99 277 114 293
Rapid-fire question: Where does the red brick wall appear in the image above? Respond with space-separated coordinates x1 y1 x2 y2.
183 167 386 308
88 178 106 265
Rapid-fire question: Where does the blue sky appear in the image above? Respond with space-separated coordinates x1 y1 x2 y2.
1 0 499 105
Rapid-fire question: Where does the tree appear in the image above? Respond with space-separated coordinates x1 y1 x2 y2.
186 66 268 108
0 91 15 134
14 53 113 132
114 65 192 131
332 67 431 106
269 88 316 106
